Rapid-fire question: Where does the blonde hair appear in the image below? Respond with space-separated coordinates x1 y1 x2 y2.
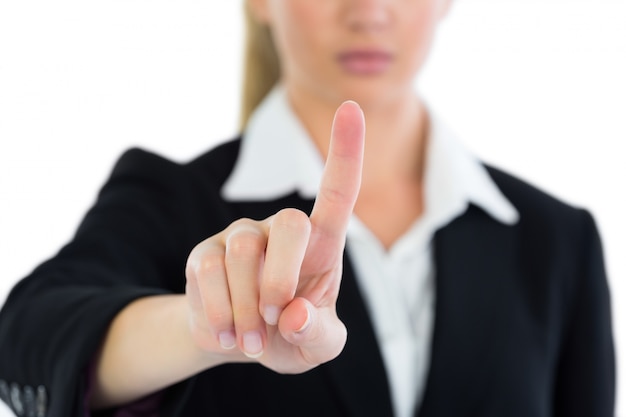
240 2 281 129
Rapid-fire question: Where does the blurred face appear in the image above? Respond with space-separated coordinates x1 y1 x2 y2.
250 0 451 108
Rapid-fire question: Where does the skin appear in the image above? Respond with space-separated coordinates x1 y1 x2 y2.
90 0 451 408
253 0 450 247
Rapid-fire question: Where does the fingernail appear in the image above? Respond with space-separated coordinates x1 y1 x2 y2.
243 331 263 358
263 305 281 326
344 100 361 109
294 305 311 334
218 330 236 350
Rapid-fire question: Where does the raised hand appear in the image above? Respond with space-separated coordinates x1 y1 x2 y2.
185 100 365 373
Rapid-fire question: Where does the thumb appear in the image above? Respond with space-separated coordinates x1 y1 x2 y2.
278 297 347 366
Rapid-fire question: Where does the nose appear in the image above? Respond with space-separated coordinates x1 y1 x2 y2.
344 0 391 33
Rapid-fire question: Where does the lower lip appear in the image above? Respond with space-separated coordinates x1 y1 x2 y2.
337 53 392 75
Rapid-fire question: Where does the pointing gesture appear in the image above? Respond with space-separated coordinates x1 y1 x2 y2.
185 101 365 373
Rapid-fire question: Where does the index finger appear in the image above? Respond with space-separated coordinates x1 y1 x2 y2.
309 100 365 240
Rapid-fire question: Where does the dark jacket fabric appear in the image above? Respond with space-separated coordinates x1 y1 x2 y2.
0 139 615 417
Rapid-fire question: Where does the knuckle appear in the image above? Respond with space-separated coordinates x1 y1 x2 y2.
275 208 308 225
319 186 352 206
229 217 256 229
232 304 262 325
263 271 296 297
204 306 232 328
186 236 225 277
195 250 226 278
274 208 311 234
226 229 265 259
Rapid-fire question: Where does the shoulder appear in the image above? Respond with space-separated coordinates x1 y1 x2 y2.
484 164 601 271
98 139 243 209
90 138 244 236
184 138 242 187
110 138 242 185
485 164 595 230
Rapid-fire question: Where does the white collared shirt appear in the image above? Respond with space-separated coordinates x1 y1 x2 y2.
222 86 519 417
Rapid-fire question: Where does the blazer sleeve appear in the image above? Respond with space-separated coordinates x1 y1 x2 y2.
0 149 198 417
553 210 615 417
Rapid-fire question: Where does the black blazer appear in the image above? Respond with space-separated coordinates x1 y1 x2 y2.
0 139 615 417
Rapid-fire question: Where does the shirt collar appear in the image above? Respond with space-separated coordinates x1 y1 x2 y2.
423 111 519 226
221 86 519 226
222 87 324 201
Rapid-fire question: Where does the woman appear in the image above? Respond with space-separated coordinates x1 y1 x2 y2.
0 1 615 416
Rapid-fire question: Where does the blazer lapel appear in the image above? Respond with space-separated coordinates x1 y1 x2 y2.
322 253 395 417
416 205 519 416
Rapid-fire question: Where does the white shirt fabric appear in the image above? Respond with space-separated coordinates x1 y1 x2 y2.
222 86 519 417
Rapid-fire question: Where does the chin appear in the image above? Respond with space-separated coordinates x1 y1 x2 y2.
332 81 414 109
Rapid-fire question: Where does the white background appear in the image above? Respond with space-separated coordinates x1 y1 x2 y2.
1 0 624 415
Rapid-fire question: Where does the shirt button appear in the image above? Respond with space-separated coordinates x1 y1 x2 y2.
10 383 24 416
